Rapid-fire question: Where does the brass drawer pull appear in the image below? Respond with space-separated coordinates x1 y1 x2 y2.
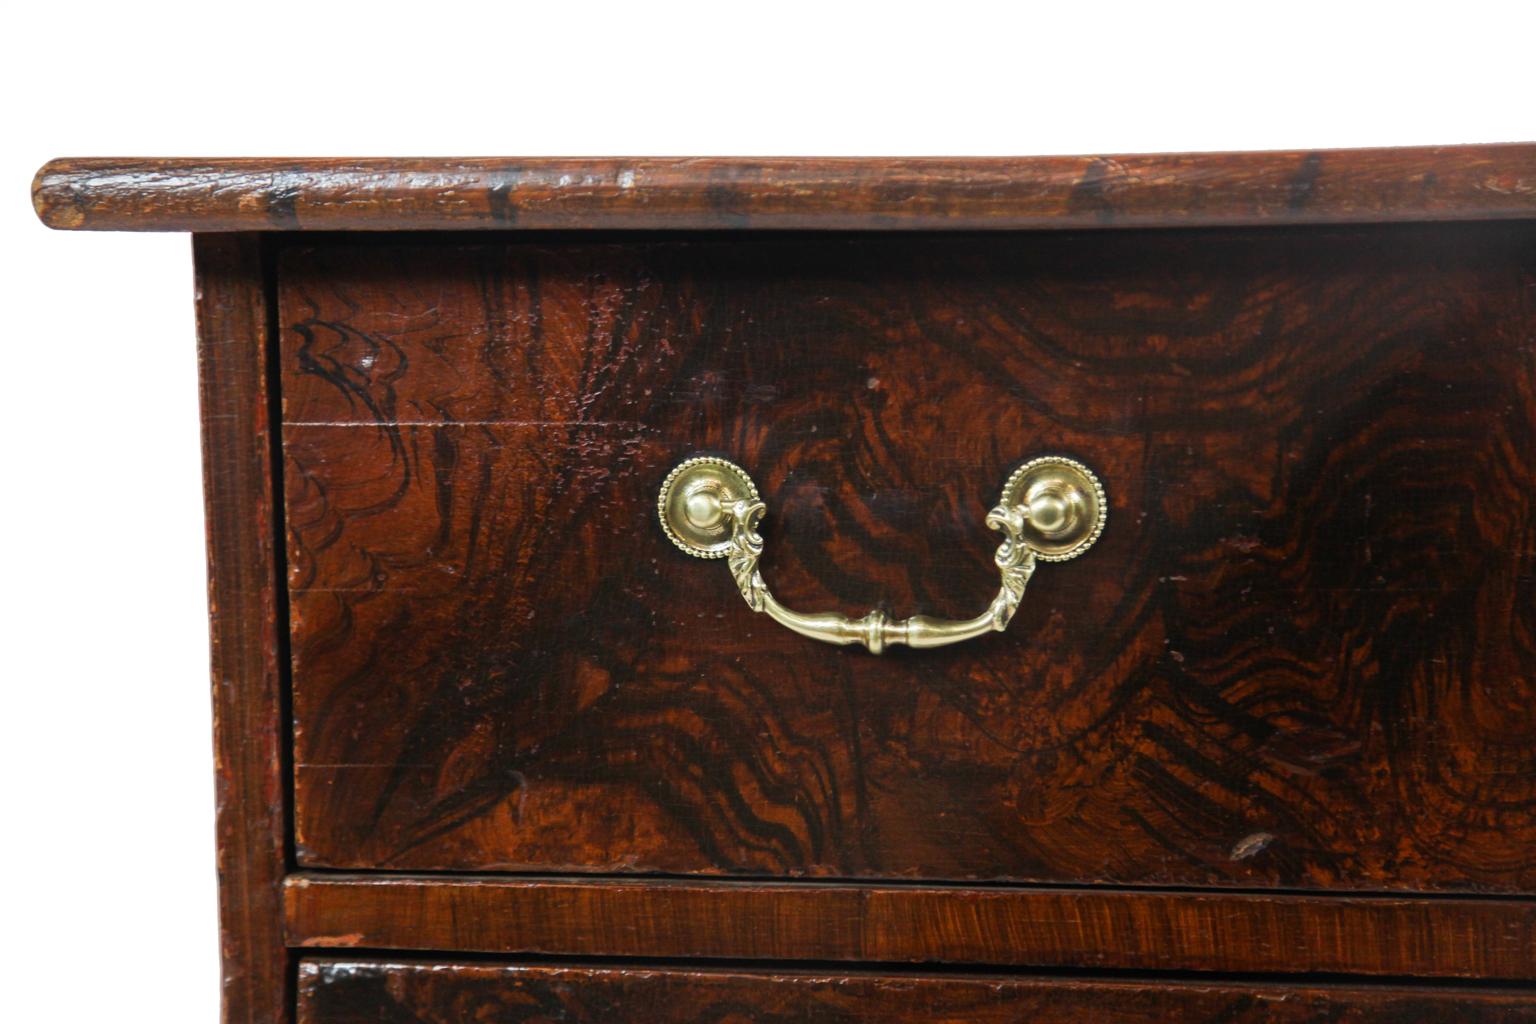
658 455 1106 654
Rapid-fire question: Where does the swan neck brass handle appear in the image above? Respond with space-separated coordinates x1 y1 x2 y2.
658 455 1106 654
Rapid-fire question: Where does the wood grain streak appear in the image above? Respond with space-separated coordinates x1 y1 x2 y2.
196 234 292 1023
281 227 1536 896
283 873 1536 979
296 960 1536 1023
33 145 1536 233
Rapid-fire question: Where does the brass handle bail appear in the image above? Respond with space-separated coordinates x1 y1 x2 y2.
658 454 1106 654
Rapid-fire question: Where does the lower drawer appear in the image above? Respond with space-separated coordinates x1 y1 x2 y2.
297 960 1536 1023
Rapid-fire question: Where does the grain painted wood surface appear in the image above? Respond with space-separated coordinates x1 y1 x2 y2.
296 959 1536 1023
284 874 1536 978
195 235 291 1023
33 145 1536 233
279 224 1536 891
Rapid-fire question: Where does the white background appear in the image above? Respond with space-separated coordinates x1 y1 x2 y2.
3 2 1532 1019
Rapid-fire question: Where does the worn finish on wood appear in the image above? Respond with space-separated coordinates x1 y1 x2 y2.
297 960 1536 1023
280 226 1536 893
196 234 291 1023
33 145 1536 233
283 874 1536 979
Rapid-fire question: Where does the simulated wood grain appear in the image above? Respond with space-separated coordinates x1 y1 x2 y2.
280 226 1536 893
297 960 1536 1023
284 874 1536 979
33 145 1536 233
196 234 292 1023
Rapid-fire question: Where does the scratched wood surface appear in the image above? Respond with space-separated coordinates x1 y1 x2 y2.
296 960 1536 1023
32 145 1536 233
279 224 1536 891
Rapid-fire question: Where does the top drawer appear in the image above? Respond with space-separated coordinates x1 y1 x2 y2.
280 225 1536 891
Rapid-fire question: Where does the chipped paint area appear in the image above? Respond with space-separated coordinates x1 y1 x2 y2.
1230 832 1276 861
298 932 365 948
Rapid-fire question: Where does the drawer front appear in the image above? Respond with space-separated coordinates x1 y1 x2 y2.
281 226 1536 890
297 960 1536 1022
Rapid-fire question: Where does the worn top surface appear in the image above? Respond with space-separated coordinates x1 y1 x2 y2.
32 145 1536 232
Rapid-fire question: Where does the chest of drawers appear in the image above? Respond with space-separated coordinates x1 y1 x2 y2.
35 147 1536 1021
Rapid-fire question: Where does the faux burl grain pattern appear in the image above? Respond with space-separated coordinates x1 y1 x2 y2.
296 960 1536 1023
279 225 1536 890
